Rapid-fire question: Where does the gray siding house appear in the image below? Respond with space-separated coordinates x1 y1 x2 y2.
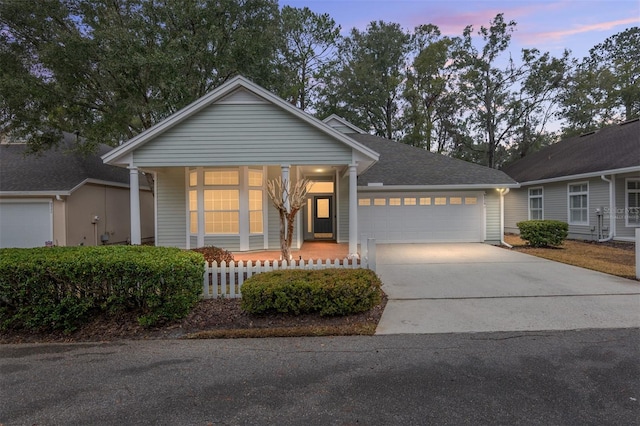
0 133 154 248
103 76 517 257
502 118 640 242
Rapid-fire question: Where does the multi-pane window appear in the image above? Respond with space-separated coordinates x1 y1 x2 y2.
529 188 543 220
404 198 416 206
389 198 401 206
358 198 371 206
568 183 588 224
627 179 640 226
434 197 447 205
189 168 264 236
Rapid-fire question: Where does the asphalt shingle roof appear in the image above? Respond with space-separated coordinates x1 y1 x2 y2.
0 132 129 192
501 118 640 183
349 133 517 186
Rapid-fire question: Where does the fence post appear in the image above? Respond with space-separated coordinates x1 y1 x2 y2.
636 228 640 280
367 238 376 272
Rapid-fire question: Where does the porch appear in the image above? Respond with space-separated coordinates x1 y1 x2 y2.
232 241 351 262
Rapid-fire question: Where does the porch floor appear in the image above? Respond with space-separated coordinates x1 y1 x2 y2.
232 241 351 262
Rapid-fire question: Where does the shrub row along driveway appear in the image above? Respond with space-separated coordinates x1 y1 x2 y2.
374 243 640 334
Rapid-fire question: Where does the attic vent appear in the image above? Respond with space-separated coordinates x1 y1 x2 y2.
619 117 639 126
579 130 597 137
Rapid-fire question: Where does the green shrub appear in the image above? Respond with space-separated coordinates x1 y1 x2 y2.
517 220 569 247
240 268 382 316
0 246 204 332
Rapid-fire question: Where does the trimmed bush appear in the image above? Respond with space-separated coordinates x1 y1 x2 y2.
241 268 382 316
517 220 569 247
0 246 204 332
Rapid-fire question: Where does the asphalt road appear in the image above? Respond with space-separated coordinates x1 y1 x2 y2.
1 329 638 425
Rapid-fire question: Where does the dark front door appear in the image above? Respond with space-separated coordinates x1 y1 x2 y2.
313 196 333 239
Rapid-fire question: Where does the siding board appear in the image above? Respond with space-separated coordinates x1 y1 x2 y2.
133 104 352 167
156 167 186 248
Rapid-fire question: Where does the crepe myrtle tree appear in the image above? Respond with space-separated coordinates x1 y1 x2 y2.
266 177 312 261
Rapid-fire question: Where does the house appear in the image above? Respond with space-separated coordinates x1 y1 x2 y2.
0 132 154 248
102 76 518 257
502 118 640 242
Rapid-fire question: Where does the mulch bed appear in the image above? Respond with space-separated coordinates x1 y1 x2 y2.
0 295 387 344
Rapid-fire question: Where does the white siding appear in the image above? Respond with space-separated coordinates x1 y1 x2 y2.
133 103 352 167
156 167 187 248
615 172 640 239
484 191 501 243
504 188 528 234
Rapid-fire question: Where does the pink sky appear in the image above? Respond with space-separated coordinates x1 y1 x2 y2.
280 0 640 59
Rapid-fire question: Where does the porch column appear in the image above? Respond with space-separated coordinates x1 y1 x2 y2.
129 166 141 245
348 164 358 258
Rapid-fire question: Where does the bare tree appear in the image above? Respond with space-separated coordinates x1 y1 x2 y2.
266 177 311 260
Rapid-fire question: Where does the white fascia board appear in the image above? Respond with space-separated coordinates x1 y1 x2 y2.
517 166 640 186
322 114 367 134
358 183 520 191
102 75 379 165
68 179 151 194
0 191 68 197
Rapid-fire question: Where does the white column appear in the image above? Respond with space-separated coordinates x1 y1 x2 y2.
348 164 358 258
129 166 141 245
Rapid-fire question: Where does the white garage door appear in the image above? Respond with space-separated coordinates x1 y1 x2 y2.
0 200 53 248
358 193 484 243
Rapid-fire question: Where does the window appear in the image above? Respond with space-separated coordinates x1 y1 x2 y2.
434 197 447 205
419 197 431 205
465 197 477 205
528 188 543 220
359 198 371 206
248 169 263 233
374 198 386 206
389 198 401 206
568 183 588 224
404 198 416 206
449 197 462 205
627 179 640 226
188 167 264 237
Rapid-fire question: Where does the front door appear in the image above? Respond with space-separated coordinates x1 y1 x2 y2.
313 196 333 239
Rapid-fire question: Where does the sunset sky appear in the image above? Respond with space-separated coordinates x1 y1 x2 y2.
280 0 640 60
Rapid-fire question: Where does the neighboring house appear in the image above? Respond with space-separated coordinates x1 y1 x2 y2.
102 76 518 257
502 118 640 242
0 133 154 248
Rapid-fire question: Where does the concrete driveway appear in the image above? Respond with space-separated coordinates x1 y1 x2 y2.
374 243 640 334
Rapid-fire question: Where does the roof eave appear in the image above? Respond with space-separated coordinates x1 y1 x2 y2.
358 183 520 191
515 166 640 186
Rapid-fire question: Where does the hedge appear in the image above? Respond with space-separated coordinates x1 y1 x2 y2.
0 246 204 332
240 268 382 316
516 220 569 247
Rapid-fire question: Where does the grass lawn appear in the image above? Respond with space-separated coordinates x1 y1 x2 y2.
504 234 637 280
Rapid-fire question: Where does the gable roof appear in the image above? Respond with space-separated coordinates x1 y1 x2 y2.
502 118 640 184
350 134 518 188
0 132 131 195
103 76 379 167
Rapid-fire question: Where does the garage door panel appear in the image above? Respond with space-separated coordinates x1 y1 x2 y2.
359 193 484 243
0 201 53 248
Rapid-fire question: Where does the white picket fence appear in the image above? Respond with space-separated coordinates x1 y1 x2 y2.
203 258 362 299
202 238 377 298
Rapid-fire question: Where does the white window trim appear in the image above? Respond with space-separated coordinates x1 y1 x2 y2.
567 181 589 225
528 187 544 220
625 178 640 227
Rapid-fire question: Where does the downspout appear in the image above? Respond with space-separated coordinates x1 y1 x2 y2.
498 188 512 248
599 175 615 242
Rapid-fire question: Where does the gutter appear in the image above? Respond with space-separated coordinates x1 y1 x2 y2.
498 188 512 248
598 175 615 242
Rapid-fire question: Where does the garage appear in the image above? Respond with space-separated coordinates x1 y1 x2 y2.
0 200 53 248
358 192 485 243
